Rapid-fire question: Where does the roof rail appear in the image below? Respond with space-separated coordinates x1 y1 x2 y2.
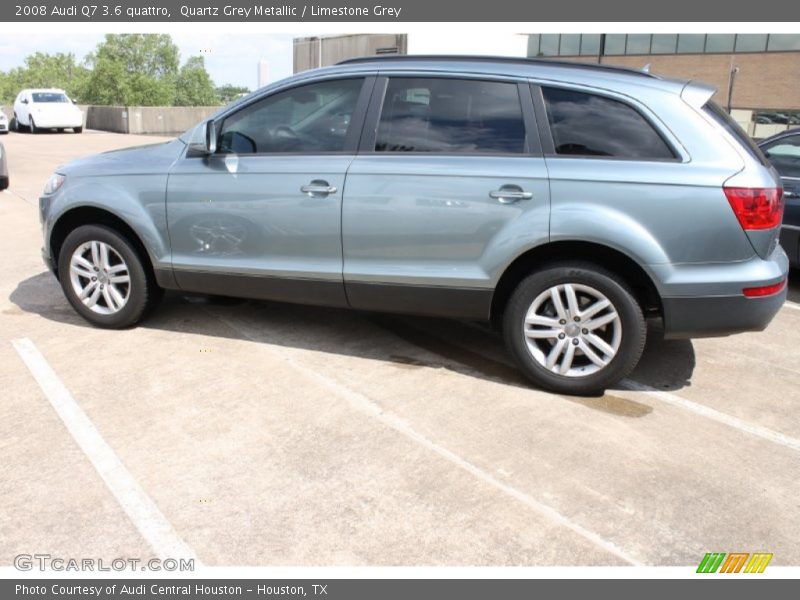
336 55 658 79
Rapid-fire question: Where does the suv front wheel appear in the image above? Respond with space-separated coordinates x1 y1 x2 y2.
503 262 646 395
57 225 160 328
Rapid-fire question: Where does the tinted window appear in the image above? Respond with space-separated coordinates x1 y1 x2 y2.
735 34 768 52
218 78 363 154
542 87 675 160
626 34 651 54
677 34 705 53
375 78 526 154
604 34 626 55
705 34 735 53
767 34 800 51
762 135 800 178
579 34 601 56
651 34 677 54
32 92 69 103
703 101 767 165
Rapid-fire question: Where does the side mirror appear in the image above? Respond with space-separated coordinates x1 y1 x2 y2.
0 143 9 192
204 120 217 155
21 98 28 105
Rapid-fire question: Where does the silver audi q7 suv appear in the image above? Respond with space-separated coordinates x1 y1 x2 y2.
38 56 788 395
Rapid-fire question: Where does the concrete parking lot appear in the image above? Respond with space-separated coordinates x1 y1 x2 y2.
1 129 799 568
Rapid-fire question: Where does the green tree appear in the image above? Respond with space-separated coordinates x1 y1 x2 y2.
216 84 251 104
0 52 88 104
82 34 180 106
175 56 218 106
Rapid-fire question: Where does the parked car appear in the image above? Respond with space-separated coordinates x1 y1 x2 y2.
759 130 800 267
37 56 788 395
0 107 8 134
13 88 83 133
0 142 8 191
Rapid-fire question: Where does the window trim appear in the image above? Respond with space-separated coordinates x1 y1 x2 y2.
358 74 542 157
531 83 684 163
210 75 376 157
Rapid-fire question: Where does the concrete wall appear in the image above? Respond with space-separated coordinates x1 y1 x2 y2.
84 105 219 134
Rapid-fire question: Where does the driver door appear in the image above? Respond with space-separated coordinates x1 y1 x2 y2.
166 76 373 306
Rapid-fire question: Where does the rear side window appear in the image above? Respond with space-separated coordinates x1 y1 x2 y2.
703 101 768 165
375 78 526 154
542 87 675 160
761 134 800 177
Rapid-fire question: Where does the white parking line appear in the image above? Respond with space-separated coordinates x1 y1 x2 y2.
622 380 800 453
784 301 800 311
11 337 200 564
206 309 642 566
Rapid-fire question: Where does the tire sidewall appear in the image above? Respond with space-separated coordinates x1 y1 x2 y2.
57 225 150 328
504 264 646 395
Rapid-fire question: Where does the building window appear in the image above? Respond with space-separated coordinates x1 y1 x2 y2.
604 34 626 55
735 34 768 52
766 34 800 51
705 34 736 53
527 34 540 57
626 34 651 55
539 34 560 57
559 34 581 57
650 34 677 54
677 34 705 54
580 34 601 56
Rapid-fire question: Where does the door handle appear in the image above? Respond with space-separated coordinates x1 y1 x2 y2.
489 186 533 204
300 180 337 196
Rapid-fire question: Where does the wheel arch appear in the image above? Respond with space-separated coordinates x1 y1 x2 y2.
490 241 663 325
50 206 156 281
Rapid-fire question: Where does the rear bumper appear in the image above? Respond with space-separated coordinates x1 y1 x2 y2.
662 288 786 339
657 243 788 339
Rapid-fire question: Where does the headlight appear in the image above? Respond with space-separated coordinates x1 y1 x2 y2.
43 173 66 195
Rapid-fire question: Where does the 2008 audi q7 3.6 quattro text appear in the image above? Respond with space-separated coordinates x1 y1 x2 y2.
38 56 788 395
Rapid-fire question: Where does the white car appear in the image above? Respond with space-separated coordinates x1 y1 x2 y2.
13 89 83 134
0 107 8 134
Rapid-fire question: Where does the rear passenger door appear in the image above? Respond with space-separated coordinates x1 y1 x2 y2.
342 76 550 319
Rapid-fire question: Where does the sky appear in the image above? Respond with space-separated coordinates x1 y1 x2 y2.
0 33 298 90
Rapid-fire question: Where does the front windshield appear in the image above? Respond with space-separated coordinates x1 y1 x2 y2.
32 92 70 103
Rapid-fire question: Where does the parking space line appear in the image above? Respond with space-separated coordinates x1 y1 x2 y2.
11 337 200 564
206 309 642 566
784 301 800 311
622 380 800 453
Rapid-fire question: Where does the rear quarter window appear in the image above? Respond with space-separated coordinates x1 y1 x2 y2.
541 87 676 160
703 101 768 165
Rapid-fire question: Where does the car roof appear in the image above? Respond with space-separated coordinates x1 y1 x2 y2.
757 128 800 146
316 55 691 96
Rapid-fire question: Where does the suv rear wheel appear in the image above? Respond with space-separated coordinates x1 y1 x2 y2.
503 262 646 395
57 225 161 328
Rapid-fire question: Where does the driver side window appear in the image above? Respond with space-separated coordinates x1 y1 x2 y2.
217 78 364 155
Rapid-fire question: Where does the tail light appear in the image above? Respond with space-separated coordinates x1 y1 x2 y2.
743 279 786 298
723 186 784 230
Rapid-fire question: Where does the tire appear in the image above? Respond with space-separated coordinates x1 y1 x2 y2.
73 126 83 134
29 117 37 134
503 262 646 396
57 225 161 328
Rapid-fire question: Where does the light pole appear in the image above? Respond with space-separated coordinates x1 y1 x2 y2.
727 64 739 114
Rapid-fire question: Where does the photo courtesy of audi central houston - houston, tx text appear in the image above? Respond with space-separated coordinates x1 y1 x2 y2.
1 2 800 596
